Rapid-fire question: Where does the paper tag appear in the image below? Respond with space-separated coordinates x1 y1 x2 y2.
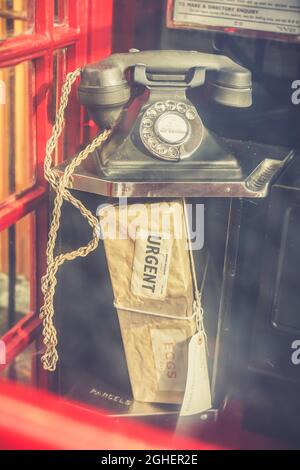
131 230 173 300
150 329 187 392
180 332 212 416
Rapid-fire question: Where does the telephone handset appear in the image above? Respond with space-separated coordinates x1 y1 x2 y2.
78 50 252 179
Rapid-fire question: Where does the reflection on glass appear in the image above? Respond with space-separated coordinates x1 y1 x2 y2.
52 48 67 163
0 61 34 203
11 341 35 383
0 213 33 336
54 0 67 25
0 0 34 40
0 341 35 383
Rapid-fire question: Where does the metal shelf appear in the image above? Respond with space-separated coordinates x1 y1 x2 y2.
54 140 294 198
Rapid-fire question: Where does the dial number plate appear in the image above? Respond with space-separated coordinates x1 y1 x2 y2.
140 100 198 161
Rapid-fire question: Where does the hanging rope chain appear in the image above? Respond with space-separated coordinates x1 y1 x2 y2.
40 68 111 371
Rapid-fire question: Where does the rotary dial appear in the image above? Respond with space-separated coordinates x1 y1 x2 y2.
139 100 198 161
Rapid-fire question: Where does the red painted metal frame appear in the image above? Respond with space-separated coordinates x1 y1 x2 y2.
0 380 217 450
0 0 114 379
0 380 286 450
0 186 46 232
0 313 41 371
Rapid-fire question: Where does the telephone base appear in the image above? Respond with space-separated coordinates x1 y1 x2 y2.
97 127 242 180
97 163 242 181
54 140 294 199
97 146 242 181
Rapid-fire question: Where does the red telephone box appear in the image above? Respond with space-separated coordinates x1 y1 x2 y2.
0 0 299 450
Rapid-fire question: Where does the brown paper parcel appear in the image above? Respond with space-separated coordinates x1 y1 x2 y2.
99 200 197 404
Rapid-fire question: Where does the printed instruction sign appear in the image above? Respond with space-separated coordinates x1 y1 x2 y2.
168 1 300 38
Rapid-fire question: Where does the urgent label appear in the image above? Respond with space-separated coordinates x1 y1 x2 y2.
131 231 173 300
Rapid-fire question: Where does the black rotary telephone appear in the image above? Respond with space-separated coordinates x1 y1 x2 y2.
78 50 252 179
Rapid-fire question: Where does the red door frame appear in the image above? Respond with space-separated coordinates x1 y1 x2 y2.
0 0 113 384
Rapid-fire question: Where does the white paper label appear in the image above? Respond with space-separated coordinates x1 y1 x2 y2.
151 329 188 392
173 0 300 36
131 230 173 300
180 332 212 416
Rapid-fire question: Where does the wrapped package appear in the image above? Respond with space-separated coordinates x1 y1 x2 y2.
98 200 197 404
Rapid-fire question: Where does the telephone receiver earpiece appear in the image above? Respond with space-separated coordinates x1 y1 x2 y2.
78 50 252 128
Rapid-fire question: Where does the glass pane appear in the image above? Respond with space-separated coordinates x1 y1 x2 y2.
0 341 36 383
54 0 67 25
0 213 34 336
0 0 34 40
0 61 35 203
52 48 67 164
